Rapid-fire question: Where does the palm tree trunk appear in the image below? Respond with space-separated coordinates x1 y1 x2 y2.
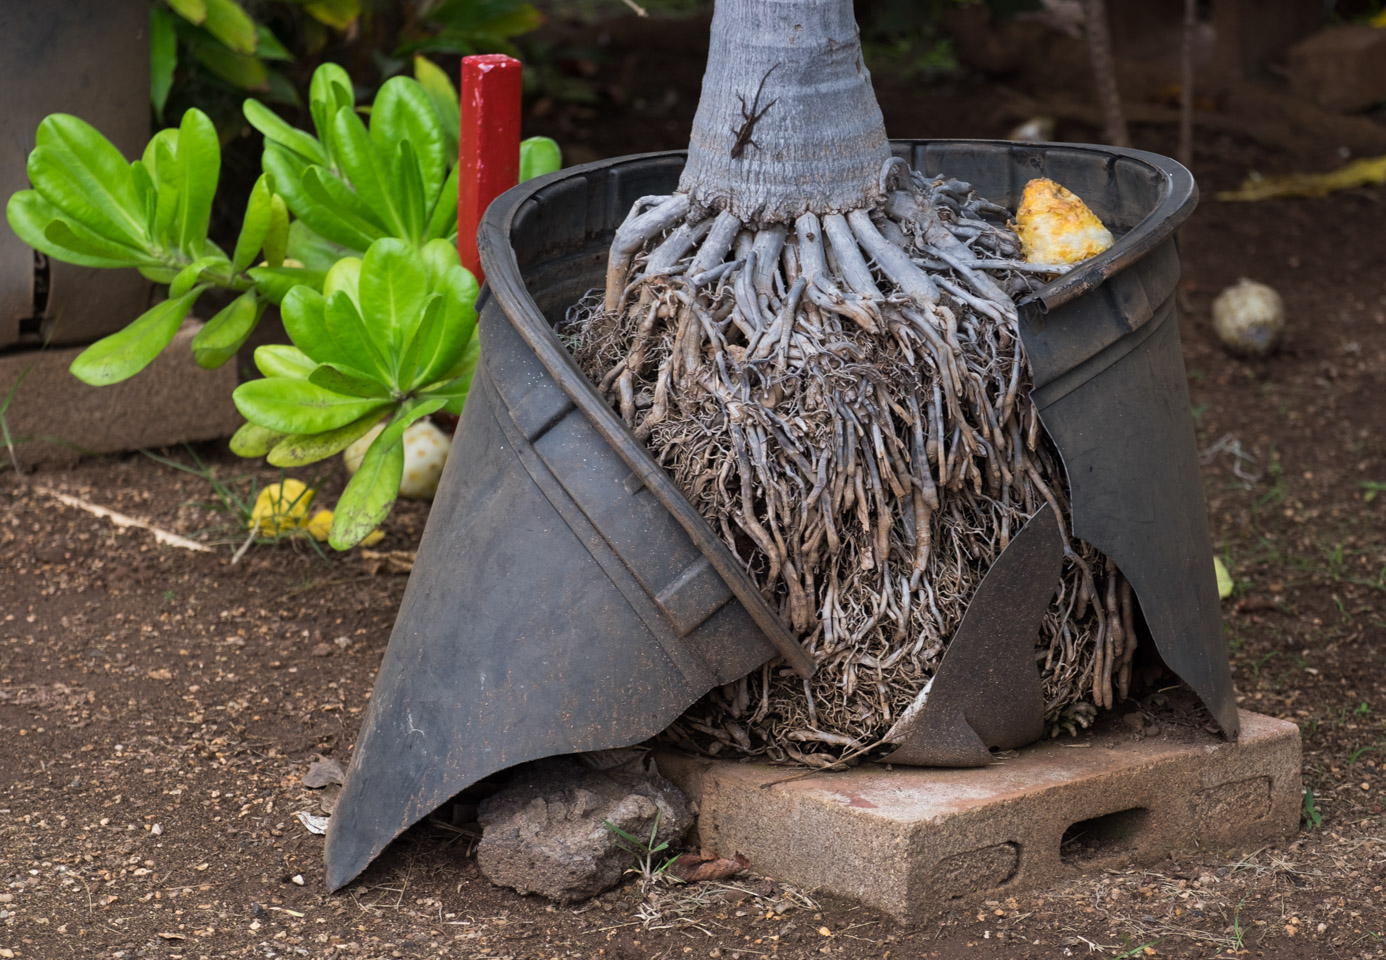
677 0 892 223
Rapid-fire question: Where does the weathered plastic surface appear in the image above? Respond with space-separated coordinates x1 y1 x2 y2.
885 503 1063 767
326 141 1237 891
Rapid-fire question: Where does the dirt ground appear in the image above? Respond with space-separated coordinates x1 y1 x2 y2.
3 10 1386 960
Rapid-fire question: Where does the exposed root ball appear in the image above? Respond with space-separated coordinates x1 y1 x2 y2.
562 161 1135 764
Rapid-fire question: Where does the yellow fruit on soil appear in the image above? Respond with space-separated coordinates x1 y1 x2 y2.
399 421 451 500
250 480 315 535
304 509 334 542
1015 177 1115 265
305 509 384 546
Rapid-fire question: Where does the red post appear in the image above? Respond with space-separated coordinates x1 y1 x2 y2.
457 55 523 285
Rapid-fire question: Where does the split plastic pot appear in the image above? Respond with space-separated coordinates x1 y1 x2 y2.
324 140 1236 892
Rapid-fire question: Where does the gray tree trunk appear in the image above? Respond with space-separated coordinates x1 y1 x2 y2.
677 0 892 224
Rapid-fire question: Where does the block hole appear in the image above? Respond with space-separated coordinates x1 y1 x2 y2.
1060 807 1150 864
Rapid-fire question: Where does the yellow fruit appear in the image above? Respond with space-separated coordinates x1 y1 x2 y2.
304 508 384 547
399 420 451 500
1014 177 1115 265
343 422 386 475
250 480 315 535
304 509 334 542
344 419 451 501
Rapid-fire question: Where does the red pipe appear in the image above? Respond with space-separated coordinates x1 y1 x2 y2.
457 54 522 284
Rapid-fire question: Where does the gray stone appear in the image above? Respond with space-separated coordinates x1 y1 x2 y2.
476 756 693 902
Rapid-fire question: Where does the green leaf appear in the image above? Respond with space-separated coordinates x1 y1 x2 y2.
425 163 459 241
35 216 153 269
131 160 156 234
202 0 258 55
418 237 461 284
255 23 293 60
303 0 360 32
192 290 264 368
193 44 268 91
70 286 204 386
330 431 403 549
325 289 392 384
252 344 316 379
266 410 380 468
413 55 460 159
357 238 428 365
233 377 390 434
150 8 178 119
391 140 426 243
174 109 220 258
309 63 355 153
300 166 387 250
166 0 207 23
519 136 562 182
247 264 325 305
1214 556 1234 601
243 99 328 165
281 287 333 363
396 294 442 390
31 115 146 247
169 255 228 298
328 397 446 549
308 362 391 399
330 106 405 237
285 221 349 273
416 262 479 385
371 77 447 203
231 175 273 274
151 137 181 247
425 339 479 415
323 256 361 302
263 194 289 267
229 421 286 458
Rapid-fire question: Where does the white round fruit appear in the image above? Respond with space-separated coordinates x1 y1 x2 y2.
343 419 452 500
1212 278 1285 357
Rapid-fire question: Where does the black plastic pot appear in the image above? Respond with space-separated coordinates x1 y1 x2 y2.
324 141 1236 891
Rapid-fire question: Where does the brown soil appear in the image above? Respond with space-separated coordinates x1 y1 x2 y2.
3 12 1385 960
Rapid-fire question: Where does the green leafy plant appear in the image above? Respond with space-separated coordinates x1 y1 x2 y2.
7 61 560 388
602 807 677 888
229 238 478 548
7 59 561 547
5 108 312 383
152 0 313 119
1302 786 1322 829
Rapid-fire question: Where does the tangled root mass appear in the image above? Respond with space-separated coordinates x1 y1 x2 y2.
561 159 1138 765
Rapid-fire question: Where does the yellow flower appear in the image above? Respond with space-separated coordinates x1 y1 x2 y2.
250 480 315 535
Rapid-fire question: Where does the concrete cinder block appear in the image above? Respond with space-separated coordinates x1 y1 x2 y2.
0 320 243 469
1287 26 1386 114
658 710 1300 920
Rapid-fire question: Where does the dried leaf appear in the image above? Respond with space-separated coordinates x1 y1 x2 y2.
302 757 346 788
359 548 415 575
667 849 749 883
296 810 330 835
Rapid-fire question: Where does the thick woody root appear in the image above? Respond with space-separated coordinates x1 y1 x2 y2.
561 161 1140 765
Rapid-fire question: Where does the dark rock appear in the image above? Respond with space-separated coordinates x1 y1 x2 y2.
476 755 693 902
